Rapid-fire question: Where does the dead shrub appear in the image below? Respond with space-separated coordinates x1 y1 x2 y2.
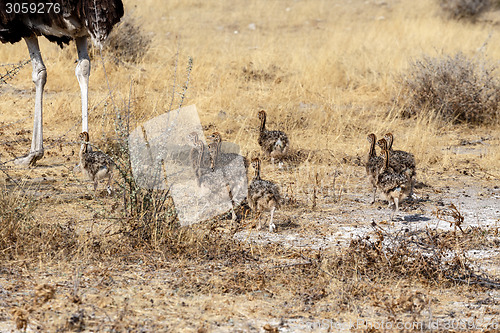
118 187 179 250
106 58 229 255
108 96 179 251
0 188 77 260
439 0 491 20
242 63 283 83
97 15 151 63
327 225 500 289
398 52 500 125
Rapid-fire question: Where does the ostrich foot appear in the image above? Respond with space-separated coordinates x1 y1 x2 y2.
14 150 44 167
409 192 420 200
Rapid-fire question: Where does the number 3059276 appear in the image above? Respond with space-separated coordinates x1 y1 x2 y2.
5 2 61 14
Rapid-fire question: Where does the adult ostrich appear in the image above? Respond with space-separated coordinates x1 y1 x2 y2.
0 0 124 166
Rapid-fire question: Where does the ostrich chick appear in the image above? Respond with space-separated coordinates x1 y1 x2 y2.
79 132 113 194
247 158 281 232
258 110 289 165
365 133 384 204
376 138 412 220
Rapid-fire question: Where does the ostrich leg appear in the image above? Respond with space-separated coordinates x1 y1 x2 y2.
16 37 46 166
75 37 90 134
269 206 276 232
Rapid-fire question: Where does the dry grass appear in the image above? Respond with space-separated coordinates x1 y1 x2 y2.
398 52 500 125
329 224 500 289
93 14 152 64
1 0 500 331
440 0 491 20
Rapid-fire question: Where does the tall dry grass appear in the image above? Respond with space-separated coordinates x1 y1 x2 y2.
1 1 499 171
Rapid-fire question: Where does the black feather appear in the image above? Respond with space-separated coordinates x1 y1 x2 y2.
0 0 123 47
